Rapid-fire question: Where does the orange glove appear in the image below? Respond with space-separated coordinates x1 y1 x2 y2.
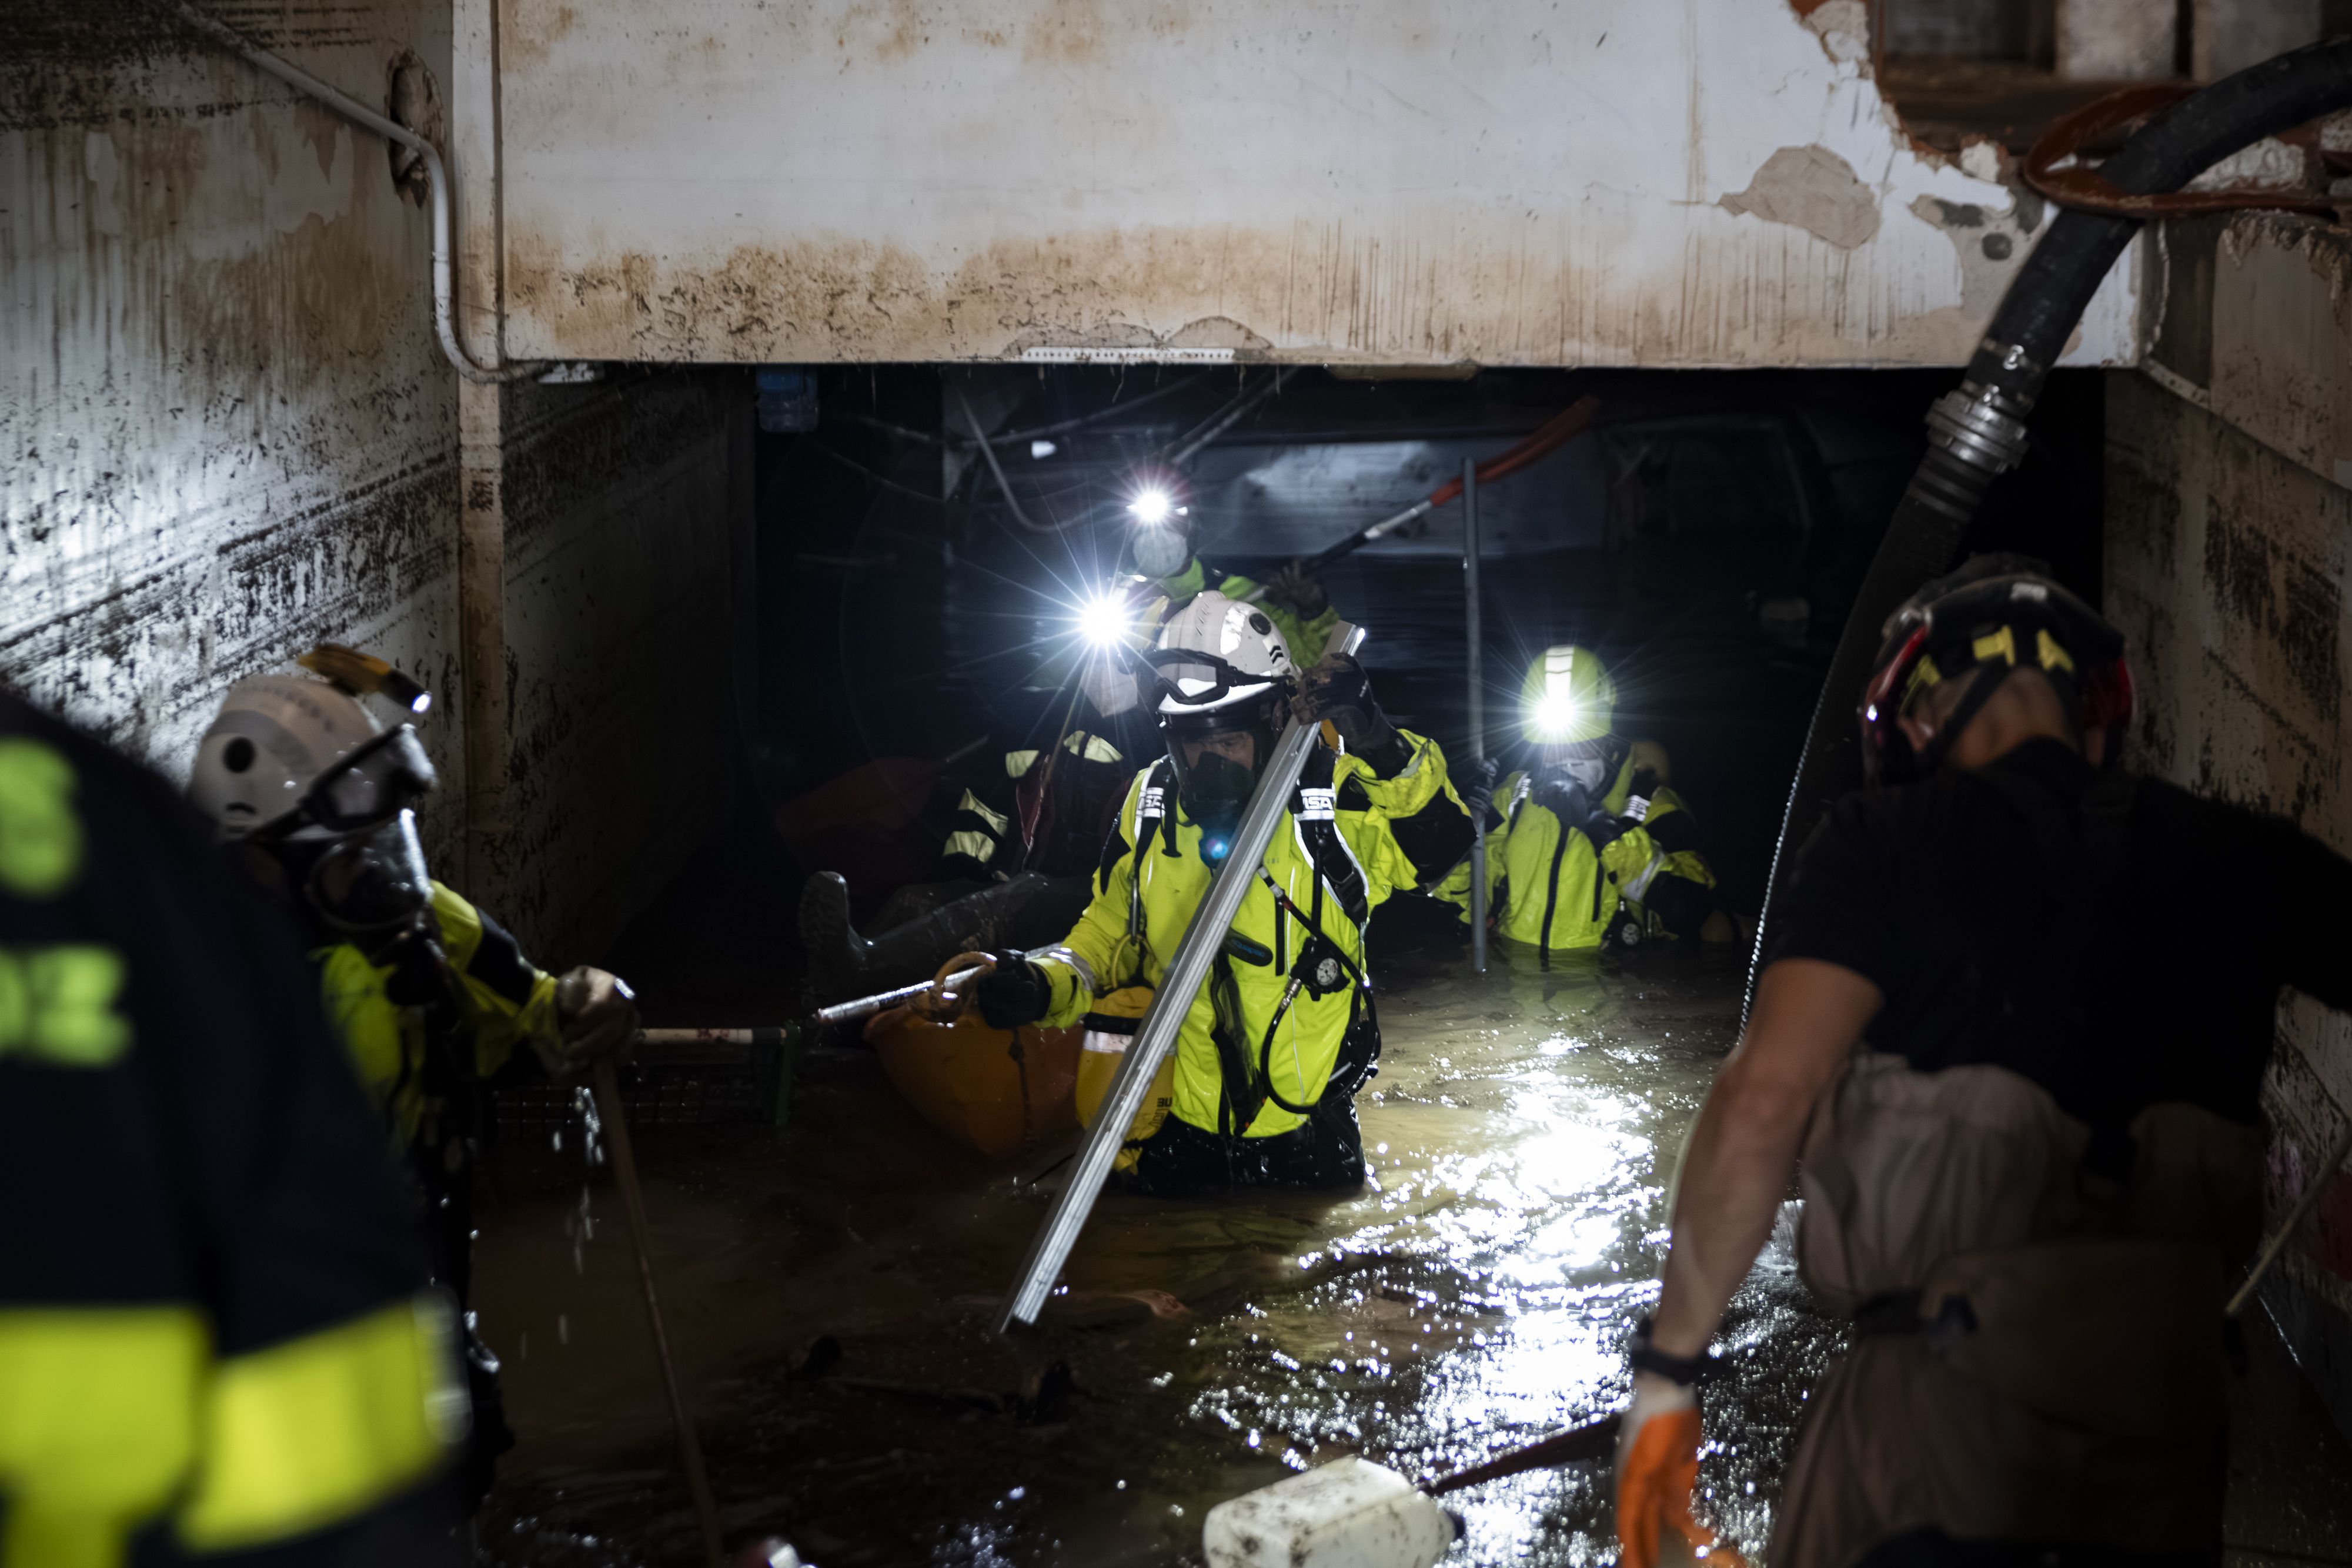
1616 1389 1747 1568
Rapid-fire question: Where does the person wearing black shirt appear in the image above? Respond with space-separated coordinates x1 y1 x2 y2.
1614 556 2352 1568
0 691 463 1566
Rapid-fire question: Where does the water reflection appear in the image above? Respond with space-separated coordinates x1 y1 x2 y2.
477 938 1842 1567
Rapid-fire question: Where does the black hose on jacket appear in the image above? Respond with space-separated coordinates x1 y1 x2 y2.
1750 36 2352 1004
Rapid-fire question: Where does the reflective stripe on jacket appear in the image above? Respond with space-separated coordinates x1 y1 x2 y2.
1434 765 1656 950
0 700 458 1567
938 729 1128 881
1030 734 1454 1138
1599 748 1717 912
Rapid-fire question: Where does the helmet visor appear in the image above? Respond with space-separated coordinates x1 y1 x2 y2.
304 809 433 934
304 726 437 834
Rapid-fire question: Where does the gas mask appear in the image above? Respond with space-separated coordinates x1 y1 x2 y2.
274 809 435 939
1557 754 1609 793
1131 519 1193 581
1162 697 1281 865
253 724 440 940
1542 735 1618 795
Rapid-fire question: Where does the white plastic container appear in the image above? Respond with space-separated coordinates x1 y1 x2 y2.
1201 1456 1460 1568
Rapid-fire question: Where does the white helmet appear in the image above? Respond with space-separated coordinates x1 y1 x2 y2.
190 673 436 841
1142 591 1294 717
189 654 440 935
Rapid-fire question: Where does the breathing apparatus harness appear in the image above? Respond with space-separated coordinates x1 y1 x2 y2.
1121 690 1374 1145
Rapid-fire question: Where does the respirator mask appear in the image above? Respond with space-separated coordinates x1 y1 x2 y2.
256 725 439 938
1161 696 1282 864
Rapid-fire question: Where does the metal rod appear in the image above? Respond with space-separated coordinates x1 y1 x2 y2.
813 955 1028 1028
2227 1116 2352 1318
640 1026 790 1048
590 1062 727 1568
1425 1412 1619 1496
994 622 1369 1334
1464 457 1488 976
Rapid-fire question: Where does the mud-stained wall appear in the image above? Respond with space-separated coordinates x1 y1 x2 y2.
496 371 746 964
492 0 2140 368
1 0 470 848
1 0 742 963
2107 213 2352 1432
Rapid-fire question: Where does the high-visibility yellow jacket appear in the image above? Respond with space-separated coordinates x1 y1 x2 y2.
1157 559 1340 668
1031 734 1458 1138
316 881 560 1152
1598 748 1718 931
1436 746 1715 951
0 697 458 1568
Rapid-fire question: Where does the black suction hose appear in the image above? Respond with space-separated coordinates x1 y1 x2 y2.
1752 36 2352 1002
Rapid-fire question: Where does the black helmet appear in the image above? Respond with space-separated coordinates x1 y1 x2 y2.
1859 553 2133 785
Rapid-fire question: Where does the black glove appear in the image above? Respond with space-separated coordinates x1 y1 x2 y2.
1261 559 1329 618
1461 755 1501 823
974 954 1051 1029
1532 774 1625 847
1294 653 1406 771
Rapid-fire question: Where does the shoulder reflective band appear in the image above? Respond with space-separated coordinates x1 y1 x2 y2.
1623 794 1651 823
1297 787 1337 822
178 1293 464 1553
0 1307 208 1568
1138 786 1165 817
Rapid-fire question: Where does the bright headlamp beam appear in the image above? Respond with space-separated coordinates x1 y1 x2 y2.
1128 488 1173 526
1077 592 1129 648
1532 692 1577 738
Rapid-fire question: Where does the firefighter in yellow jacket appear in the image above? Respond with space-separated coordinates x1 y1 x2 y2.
188 648 638 1507
0 690 464 1567
969 593 1471 1194
1440 645 1732 951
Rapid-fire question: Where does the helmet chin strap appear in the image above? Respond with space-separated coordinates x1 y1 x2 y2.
1915 663 2013 777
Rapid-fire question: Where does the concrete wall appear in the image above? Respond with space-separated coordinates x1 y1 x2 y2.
2106 212 2352 1428
497 371 746 963
1 0 741 964
491 0 2141 368
2 0 471 848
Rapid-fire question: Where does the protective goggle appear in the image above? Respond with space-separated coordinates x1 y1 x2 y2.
303 810 434 935
265 724 439 839
1141 646 1284 711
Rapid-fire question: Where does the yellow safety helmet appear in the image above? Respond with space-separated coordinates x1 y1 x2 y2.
1518 644 1615 746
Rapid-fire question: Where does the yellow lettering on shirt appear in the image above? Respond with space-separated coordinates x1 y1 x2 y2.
0 739 82 897
0 945 132 1067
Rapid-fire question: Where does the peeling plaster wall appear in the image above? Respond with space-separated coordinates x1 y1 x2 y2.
492 0 2140 367
2107 213 2352 1431
1 0 469 852
2 2 742 964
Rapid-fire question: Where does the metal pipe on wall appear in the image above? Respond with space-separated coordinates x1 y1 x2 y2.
1463 458 1488 975
153 0 543 385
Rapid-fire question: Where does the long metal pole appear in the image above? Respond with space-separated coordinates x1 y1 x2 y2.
995 623 1368 1333
2227 1117 2352 1318
590 1063 726 1568
1464 459 1488 975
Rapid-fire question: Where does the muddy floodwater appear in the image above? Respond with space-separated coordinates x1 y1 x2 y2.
473 932 2352 1567
475 936 1838 1566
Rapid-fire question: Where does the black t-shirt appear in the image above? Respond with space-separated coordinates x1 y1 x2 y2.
0 693 425 1349
1770 737 2352 1127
